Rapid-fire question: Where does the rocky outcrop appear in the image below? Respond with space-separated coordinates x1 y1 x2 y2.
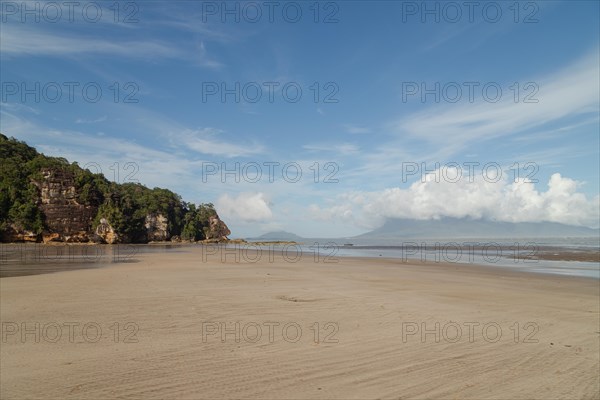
205 215 231 240
1 226 39 242
145 213 169 242
95 218 119 244
33 168 97 242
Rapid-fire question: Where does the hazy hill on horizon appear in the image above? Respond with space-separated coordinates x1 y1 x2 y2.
251 231 304 241
250 219 599 243
357 217 599 239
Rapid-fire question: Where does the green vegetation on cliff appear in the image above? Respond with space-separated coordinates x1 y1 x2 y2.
0 134 224 242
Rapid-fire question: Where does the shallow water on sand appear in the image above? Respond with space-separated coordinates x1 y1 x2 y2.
1 240 598 279
0 244 185 278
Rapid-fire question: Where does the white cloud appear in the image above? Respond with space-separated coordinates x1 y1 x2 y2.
75 116 107 124
195 41 223 69
309 168 600 229
178 128 264 158
0 25 222 68
392 50 600 152
0 108 208 191
303 143 359 155
343 124 372 134
216 192 273 222
1 25 183 59
0 102 40 115
1 105 271 202
156 16 234 43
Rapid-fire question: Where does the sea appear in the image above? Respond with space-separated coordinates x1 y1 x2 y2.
301 236 600 279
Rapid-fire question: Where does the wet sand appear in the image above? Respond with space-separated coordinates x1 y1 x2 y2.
518 248 600 262
1 247 599 399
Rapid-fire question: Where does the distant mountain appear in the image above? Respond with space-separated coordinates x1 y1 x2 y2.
252 231 304 241
357 218 599 239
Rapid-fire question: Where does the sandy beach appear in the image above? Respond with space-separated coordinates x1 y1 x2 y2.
1 247 599 399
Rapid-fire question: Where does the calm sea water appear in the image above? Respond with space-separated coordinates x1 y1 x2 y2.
1 237 598 279
255 237 600 279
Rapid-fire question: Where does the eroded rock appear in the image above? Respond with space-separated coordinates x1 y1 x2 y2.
145 213 169 242
205 215 231 240
33 168 97 243
95 218 119 244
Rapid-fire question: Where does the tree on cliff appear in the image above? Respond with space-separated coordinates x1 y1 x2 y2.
0 134 45 234
180 203 218 241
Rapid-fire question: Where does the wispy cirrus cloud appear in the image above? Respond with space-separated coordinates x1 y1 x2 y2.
0 24 223 68
392 49 600 151
176 128 265 158
303 142 360 155
342 123 372 134
1 25 182 58
0 102 40 115
0 106 265 189
75 116 107 124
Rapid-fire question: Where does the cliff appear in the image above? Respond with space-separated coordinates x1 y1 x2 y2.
0 134 230 244
34 168 97 243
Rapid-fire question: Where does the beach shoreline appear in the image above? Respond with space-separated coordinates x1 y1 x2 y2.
2 241 599 279
1 248 599 399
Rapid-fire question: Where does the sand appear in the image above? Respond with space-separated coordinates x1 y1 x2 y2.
1 247 599 399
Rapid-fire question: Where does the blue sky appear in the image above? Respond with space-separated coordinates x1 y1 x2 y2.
1 0 599 237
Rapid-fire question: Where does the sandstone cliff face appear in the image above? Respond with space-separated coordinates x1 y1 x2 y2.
145 213 169 242
33 168 97 243
205 215 231 240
